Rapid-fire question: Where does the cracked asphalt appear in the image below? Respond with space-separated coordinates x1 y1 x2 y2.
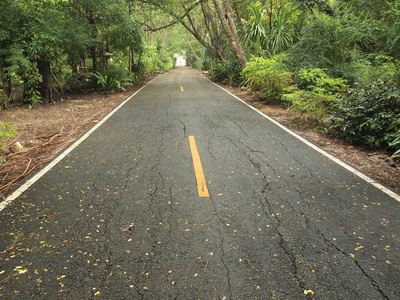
1 67 400 299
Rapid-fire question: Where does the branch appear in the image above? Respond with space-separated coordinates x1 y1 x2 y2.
135 0 208 32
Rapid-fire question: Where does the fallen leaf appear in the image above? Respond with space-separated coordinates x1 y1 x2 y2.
304 290 315 295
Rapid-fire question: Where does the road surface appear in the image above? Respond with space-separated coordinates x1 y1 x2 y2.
0 67 399 299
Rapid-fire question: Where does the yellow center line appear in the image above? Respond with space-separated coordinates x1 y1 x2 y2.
181 86 184 92
188 136 209 198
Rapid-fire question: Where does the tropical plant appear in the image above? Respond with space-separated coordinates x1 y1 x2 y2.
209 55 243 86
241 4 267 55
267 9 294 55
93 72 132 93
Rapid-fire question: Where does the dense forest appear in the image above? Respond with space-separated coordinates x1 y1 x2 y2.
0 0 399 155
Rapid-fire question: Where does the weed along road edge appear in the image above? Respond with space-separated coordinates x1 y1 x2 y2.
0 67 399 299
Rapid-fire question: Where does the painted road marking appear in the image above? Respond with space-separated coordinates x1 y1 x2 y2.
188 136 209 198
181 86 184 92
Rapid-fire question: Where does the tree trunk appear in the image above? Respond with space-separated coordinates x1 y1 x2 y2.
175 3 223 61
177 27 200 60
2 75 13 100
201 3 225 60
129 43 133 75
212 0 247 68
37 59 53 105
88 10 97 72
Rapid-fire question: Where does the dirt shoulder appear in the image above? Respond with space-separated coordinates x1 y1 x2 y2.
217 83 400 196
1 73 399 198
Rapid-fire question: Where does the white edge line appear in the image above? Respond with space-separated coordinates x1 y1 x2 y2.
206 77 400 203
0 78 156 212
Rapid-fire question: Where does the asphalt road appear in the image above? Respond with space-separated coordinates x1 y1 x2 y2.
1 67 400 299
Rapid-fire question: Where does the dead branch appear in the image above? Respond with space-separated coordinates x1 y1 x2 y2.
0 159 50 194
42 126 64 146
0 158 33 194
7 127 64 158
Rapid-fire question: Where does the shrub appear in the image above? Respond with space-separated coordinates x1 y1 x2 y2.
93 71 132 93
286 9 373 82
241 55 293 103
283 68 348 123
389 118 400 157
353 54 398 88
328 80 400 150
209 56 243 86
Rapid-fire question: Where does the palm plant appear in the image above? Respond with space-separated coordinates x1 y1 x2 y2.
241 5 267 55
267 9 294 55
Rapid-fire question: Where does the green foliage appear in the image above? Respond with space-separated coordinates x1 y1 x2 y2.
93 71 132 93
241 4 267 56
294 67 348 93
389 118 400 157
267 9 295 55
287 8 374 81
242 55 293 103
209 56 243 86
329 80 400 150
0 120 17 142
353 54 399 88
24 67 43 108
284 68 347 123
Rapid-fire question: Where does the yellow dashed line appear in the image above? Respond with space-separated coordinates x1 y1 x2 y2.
188 136 209 198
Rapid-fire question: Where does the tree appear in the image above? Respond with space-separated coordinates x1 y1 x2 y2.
212 0 247 67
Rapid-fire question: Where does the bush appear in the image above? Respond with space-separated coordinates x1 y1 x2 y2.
209 56 242 86
93 71 132 93
389 118 400 157
241 55 293 103
287 9 373 82
328 80 400 151
353 54 399 88
283 68 348 123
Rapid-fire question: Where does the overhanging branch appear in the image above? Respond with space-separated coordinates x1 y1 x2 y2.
135 0 208 32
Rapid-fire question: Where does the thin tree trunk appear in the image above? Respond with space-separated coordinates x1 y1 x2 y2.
88 10 97 72
201 3 225 60
212 0 247 68
2 75 13 100
173 3 223 61
177 27 200 61
37 59 53 104
129 43 133 75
